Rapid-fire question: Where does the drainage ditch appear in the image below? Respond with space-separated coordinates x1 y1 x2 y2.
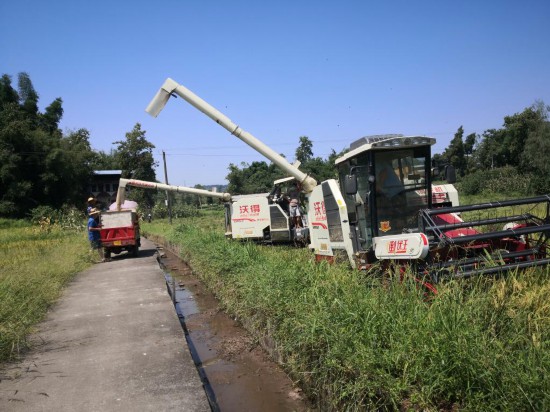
156 246 311 411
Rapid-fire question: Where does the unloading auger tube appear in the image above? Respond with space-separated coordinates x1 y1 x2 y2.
115 178 231 211
145 78 318 194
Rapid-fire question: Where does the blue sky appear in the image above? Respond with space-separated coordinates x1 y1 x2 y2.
2 0 549 187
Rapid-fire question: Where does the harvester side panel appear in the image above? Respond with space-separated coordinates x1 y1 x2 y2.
230 196 270 239
308 179 355 266
323 181 344 242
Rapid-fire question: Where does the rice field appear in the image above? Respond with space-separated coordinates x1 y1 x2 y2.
0 219 91 362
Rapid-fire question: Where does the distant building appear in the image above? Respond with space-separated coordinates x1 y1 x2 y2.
88 170 122 209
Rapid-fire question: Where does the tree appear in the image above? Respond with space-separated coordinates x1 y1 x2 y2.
114 123 157 208
472 102 549 171
226 163 246 194
464 133 476 156
0 100 35 215
0 75 18 107
226 160 284 194
473 128 505 169
0 73 68 215
91 149 120 170
443 126 466 175
301 151 339 182
17 72 39 118
502 103 547 167
57 129 97 205
41 97 64 135
295 136 313 163
431 153 446 175
522 116 550 193
463 132 477 172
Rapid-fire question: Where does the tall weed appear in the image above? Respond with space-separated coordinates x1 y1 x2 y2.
142 214 550 410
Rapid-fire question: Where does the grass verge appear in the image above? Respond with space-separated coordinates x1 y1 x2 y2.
0 218 92 362
143 211 550 411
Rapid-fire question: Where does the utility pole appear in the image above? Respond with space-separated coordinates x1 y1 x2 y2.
162 151 173 224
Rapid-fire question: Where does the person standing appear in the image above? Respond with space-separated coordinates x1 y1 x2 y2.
289 197 303 228
88 208 106 263
287 185 303 228
87 197 97 215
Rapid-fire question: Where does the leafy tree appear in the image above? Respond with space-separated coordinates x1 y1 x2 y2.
301 150 340 182
443 126 466 175
58 129 97 204
431 153 446 175
114 123 157 208
0 72 70 215
522 118 550 193
472 128 504 169
0 101 36 215
41 97 63 135
91 149 120 170
17 72 39 119
464 133 476 156
501 103 547 167
0 75 18 106
226 163 245 194
295 136 313 163
226 161 284 194
473 102 548 170
462 132 477 172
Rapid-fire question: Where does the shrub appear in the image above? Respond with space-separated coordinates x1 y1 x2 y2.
152 203 201 219
458 167 531 197
28 205 58 224
527 174 550 195
28 205 85 231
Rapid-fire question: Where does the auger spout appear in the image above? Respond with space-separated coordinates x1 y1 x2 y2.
145 78 318 193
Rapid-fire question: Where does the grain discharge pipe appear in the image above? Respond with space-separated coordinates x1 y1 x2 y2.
145 78 317 193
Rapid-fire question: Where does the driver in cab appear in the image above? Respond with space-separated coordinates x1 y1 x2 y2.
375 159 404 200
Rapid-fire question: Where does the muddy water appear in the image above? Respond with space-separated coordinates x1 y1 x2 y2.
157 247 311 412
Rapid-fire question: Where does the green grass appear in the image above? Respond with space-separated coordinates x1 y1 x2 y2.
0 219 92 362
143 211 550 411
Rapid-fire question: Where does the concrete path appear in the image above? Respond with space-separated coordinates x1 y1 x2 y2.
0 238 210 411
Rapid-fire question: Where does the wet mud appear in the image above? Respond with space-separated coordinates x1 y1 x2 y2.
157 246 311 412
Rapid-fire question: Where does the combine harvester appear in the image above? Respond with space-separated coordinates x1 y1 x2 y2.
145 78 550 282
114 177 309 244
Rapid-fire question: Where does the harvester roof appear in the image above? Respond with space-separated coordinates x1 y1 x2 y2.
335 134 436 165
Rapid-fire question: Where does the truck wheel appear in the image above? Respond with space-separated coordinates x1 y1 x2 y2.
104 249 111 259
131 245 139 257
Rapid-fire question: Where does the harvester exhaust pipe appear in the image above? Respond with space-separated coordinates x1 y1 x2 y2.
145 78 318 193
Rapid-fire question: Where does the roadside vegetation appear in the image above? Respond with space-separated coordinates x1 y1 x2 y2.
143 209 550 411
0 216 91 362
